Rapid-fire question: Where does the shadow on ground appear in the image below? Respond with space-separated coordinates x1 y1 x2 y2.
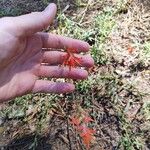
138 0 150 10
0 135 52 150
0 0 77 17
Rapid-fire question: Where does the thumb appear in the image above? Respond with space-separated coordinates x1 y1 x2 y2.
8 3 57 36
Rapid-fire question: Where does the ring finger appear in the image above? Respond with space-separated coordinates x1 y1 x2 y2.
39 66 88 80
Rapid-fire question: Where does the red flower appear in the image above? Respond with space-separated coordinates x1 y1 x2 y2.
62 48 82 71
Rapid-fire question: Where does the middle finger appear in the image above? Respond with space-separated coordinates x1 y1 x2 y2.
42 51 94 67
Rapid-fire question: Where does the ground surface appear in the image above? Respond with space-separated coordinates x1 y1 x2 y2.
0 0 150 150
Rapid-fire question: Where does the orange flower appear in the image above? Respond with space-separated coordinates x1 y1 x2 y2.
80 125 95 149
83 116 94 123
70 114 95 150
62 48 82 71
127 45 135 54
70 116 80 127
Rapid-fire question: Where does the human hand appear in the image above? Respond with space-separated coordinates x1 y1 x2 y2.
0 3 94 102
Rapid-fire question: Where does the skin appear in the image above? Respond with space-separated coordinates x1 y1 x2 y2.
0 3 94 102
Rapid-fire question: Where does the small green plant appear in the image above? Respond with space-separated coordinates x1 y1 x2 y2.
141 101 150 120
143 42 150 56
94 11 116 42
91 10 116 64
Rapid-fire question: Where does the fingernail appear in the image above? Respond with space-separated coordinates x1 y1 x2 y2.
44 3 57 12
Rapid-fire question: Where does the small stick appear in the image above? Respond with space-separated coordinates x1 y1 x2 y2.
67 114 72 150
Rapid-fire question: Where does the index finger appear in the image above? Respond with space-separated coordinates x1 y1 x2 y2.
2 4 57 37
39 33 90 53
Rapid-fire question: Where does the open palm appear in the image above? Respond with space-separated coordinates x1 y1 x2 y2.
0 4 94 102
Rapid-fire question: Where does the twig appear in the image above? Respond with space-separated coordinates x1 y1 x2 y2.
79 0 94 24
67 117 72 150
